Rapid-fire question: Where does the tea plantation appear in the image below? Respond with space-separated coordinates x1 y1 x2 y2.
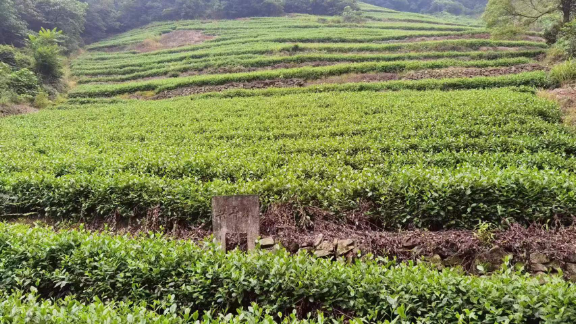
1 2 575 322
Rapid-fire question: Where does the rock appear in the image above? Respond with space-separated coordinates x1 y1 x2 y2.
566 253 576 263
259 237 275 248
566 263 576 274
530 253 549 264
568 274 576 283
429 254 443 264
313 234 324 247
547 260 562 272
337 245 354 256
444 255 464 267
337 239 354 248
402 238 419 249
317 240 335 253
532 263 548 272
336 239 354 256
300 241 312 248
314 249 332 258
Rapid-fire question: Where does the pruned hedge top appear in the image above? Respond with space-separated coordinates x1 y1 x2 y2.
0 223 574 322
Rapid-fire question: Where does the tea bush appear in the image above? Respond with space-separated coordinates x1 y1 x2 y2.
0 291 359 324
0 223 574 322
1 89 574 229
69 57 533 97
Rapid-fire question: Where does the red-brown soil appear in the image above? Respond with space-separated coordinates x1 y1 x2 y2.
100 30 215 53
0 104 38 117
132 30 216 53
18 202 576 278
402 63 545 80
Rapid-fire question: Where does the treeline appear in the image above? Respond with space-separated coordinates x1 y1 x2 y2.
1 0 358 51
364 0 487 15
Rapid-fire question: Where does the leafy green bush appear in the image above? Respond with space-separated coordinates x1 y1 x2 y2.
550 60 576 86
0 45 33 70
555 21 576 58
0 223 574 322
342 6 365 23
8 69 39 96
0 291 345 324
1 88 572 229
0 63 10 92
33 92 51 109
29 28 64 81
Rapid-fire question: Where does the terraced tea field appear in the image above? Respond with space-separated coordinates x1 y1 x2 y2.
4 2 576 322
2 3 564 231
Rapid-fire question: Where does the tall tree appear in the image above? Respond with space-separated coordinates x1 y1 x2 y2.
484 0 575 27
0 0 28 46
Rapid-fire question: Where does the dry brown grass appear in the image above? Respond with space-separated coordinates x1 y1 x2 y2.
539 86 576 126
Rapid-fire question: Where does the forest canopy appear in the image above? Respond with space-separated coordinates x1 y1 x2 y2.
1 0 358 50
362 0 487 15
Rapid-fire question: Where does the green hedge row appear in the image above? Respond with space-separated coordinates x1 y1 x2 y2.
74 38 546 72
192 72 551 100
0 291 342 323
2 89 575 229
69 58 533 97
76 50 545 83
0 223 574 323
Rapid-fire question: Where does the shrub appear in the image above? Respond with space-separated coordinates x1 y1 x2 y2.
28 28 64 81
0 45 33 70
33 92 50 109
8 69 39 96
0 63 10 92
0 291 343 324
341 6 364 23
556 21 576 58
0 223 575 322
550 60 576 86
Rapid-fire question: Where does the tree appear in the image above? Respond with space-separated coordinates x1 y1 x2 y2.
0 0 28 46
484 0 574 27
28 28 64 81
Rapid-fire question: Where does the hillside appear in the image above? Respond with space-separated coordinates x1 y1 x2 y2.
1 4 559 234
2 3 576 322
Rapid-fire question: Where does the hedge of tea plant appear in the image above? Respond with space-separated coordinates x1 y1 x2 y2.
69 57 533 97
76 50 544 84
0 223 574 323
1 89 575 229
0 291 365 324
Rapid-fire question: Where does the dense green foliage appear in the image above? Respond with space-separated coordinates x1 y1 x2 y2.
0 0 359 50
2 89 574 229
0 291 357 323
0 29 65 107
363 0 487 15
0 223 574 322
483 0 573 42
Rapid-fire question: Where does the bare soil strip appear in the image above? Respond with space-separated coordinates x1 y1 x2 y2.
17 202 576 279
152 63 546 99
385 34 545 44
99 30 215 53
0 104 38 118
